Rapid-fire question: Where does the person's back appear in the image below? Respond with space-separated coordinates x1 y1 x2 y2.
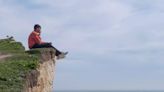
28 24 68 59
28 31 41 49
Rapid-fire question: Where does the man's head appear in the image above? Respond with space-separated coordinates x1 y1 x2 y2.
34 24 41 33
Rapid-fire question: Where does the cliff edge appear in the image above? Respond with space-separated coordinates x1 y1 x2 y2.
0 37 56 92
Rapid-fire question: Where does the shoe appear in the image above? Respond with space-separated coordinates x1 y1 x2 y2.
57 52 68 60
63 51 68 55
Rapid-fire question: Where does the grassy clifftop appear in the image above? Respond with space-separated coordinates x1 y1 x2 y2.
0 38 25 53
0 38 39 92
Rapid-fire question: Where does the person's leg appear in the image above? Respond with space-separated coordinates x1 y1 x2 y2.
46 43 62 56
32 43 62 56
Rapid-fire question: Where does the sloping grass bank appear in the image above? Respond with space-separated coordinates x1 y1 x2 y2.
0 38 39 92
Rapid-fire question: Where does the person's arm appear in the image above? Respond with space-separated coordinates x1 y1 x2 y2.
34 35 43 44
34 34 52 45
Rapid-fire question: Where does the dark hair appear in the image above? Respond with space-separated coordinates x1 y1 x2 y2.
34 24 41 30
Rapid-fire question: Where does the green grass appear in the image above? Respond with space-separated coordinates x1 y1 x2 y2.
0 54 39 92
0 39 25 54
0 38 39 92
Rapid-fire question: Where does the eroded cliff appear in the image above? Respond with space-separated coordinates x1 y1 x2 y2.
0 38 56 92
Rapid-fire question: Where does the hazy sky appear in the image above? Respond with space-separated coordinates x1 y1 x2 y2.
0 0 164 90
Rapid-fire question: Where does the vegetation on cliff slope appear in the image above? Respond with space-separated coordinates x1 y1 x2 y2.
0 38 25 53
0 38 39 92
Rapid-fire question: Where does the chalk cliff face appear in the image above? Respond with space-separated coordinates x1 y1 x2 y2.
24 49 56 92
0 38 56 92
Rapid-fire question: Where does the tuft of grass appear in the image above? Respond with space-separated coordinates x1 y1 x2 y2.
0 39 25 53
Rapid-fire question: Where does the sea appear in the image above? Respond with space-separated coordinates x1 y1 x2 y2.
54 91 164 92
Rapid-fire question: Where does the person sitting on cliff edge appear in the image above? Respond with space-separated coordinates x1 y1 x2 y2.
28 24 68 59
